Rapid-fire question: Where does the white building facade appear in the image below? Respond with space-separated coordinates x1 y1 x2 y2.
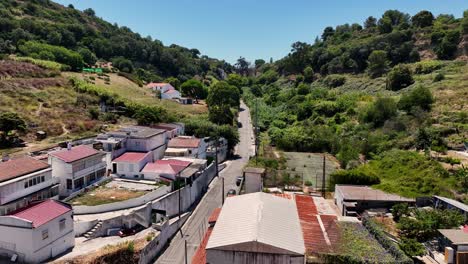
0 200 74 264
49 145 107 198
0 157 59 215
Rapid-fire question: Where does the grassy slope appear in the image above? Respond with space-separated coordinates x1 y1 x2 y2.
0 60 208 155
0 60 109 154
64 72 208 118
328 60 468 148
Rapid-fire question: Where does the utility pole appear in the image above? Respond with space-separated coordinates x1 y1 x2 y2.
184 239 188 264
221 177 225 205
215 138 219 177
255 98 259 165
178 188 181 219
322 154 326 198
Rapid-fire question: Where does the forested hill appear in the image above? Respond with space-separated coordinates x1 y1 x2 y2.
276 10 468 76
0 0 232 81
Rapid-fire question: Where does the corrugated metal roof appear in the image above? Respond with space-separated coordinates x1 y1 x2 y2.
336 185 415 202
439 229 468 245
206 192 305 255
434 196 468 212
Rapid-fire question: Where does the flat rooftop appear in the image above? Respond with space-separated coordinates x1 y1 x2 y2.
107 126 165 139
439 229 468 245
336 185 415 202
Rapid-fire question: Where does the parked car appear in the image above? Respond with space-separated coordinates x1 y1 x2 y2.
118 225 143 237
227 189 237 196
236 176 243 186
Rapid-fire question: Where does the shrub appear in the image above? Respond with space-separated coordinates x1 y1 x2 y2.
18 41 83 70
433 73 445 82
88 107 100 120
323 74 346 88
398 85 434 112
414 60 443 74
362 217 413 264
126 241 134 253
386 64 414 91
361 97 398 127
329 169 380 190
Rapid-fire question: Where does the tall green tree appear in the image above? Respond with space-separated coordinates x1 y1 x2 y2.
209 104 234 125
412 10 434 28
180 79 206 103
207 81 240 108
0 112 26 147
367 50 389 78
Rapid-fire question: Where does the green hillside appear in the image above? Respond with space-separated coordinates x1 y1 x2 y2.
242 9 468 199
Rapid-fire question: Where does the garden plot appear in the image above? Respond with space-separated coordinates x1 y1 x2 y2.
69 179 158 206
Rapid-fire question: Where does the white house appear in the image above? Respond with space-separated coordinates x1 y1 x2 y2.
141 159 191 182
113 152 153 178
167 136 206 159
147 83 181 100
0 200 74 264
48 145 107 198
96 126 167 169
0 157 59 216
151 123 185 141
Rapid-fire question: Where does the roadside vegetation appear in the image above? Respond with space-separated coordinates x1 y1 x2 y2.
240 9 468 200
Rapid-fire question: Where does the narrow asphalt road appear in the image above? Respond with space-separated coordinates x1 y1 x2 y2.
155 101 254 264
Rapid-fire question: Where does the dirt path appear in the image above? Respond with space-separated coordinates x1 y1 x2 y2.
35 102 43 116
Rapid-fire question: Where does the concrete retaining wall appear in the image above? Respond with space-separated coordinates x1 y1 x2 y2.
74 219 98 237
73 185 171 215
138 213 190 264
151 162 216 217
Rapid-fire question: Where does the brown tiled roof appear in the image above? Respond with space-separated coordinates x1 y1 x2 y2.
168 137 200 148
295 195 337 255
49 145 100 163
0 157 50 183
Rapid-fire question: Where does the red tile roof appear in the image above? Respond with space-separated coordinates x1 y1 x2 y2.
295 195 337 255
9 200 72 228
50 145 100 163
164 89 178 94
147 82 169 88
113 152 149 163
142 159 190 175
168 137 201 148
0 157 50 183
208 208 221 224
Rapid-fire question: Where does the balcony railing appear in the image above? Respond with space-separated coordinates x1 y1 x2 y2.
73 162 107 179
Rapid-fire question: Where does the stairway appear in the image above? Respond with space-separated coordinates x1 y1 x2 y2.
83 220 103 239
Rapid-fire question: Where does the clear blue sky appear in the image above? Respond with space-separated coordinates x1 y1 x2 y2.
54 0 466 63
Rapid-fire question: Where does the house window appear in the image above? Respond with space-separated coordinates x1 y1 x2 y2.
41 176 45 182
67 179 73 190
33 178 37 185
59 219 66 231
42 230 49 240
24 181 28 188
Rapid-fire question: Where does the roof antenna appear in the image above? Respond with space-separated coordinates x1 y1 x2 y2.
67 142 72 151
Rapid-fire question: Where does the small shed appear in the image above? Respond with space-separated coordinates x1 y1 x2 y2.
438 228 468 263
243 167 266 194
